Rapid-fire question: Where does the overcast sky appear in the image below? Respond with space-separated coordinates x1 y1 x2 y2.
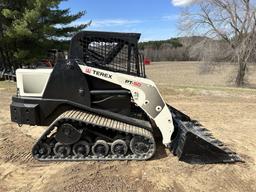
60 0 195 41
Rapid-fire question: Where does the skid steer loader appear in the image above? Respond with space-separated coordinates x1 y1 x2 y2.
10 31 242 163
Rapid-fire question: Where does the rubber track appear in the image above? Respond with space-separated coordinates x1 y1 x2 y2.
32 110 156 161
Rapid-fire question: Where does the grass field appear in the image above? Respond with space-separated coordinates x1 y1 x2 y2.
0 61 256 192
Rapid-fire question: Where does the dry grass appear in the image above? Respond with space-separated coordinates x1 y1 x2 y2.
147 61 256 88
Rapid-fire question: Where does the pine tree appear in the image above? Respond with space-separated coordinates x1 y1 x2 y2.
0 0 89 66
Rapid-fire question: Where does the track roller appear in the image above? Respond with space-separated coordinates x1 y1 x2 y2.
73 141 90 157
37 143 51 156
111 139 128 156
53 142 71 157
130 136 151 156
92 140 109 157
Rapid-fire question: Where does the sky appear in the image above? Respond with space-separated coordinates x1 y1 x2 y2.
59 0 197 41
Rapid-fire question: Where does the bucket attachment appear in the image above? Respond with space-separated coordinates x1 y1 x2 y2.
168 105 242 164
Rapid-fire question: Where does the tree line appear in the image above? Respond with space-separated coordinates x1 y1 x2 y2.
139 38 189 61
139 36 231 62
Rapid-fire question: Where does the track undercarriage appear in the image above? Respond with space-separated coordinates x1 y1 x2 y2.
32 110 156 161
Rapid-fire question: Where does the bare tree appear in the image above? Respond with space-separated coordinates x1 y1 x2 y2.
180 0 256 86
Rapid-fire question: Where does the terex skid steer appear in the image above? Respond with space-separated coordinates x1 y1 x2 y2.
10 31 242 163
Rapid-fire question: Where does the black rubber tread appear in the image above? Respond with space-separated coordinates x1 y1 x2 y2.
32 110 156 161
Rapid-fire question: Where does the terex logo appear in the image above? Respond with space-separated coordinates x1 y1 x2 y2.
93 70 112 79
84 67 112 79
125 80 142 87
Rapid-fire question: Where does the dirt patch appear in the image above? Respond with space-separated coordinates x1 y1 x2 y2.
41 162 157 192
0 123 34 164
